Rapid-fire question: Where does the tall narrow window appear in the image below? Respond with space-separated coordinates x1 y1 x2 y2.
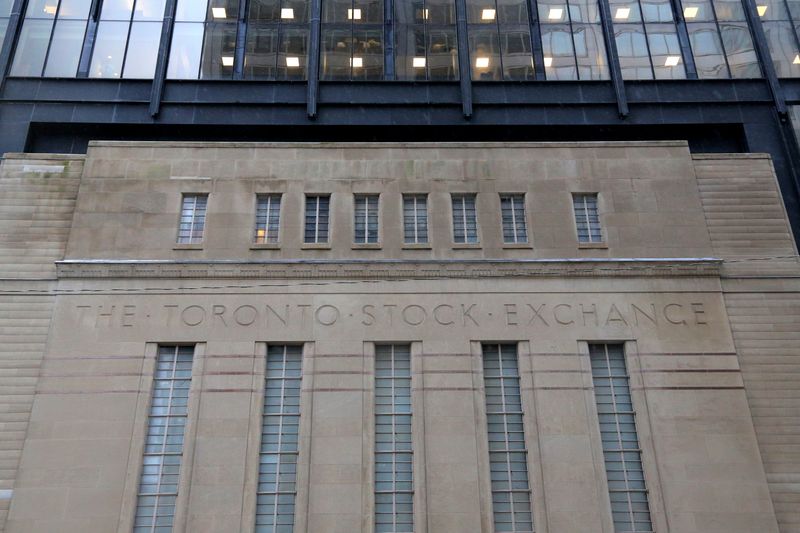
354 194 379 244
134 345 194 533
177 194 208 244
589 344 652 533
572 193 602 243
482 343 533 533
304 194 330 243
451 194 479 244
254 194 282 244
257 345 303 531
375 344 413 533
500 194 528 244
403 194 429 244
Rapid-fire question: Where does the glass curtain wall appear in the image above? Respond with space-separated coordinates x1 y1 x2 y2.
90 0 165 78
10 0 91 77
466 0 534 79
394 0 459 79
608 0 686 78
756 0 800 76
537 0 610 79
321 0 384 79
168 0 238 79
678 0 760 77
0 0 11 47
245 0 310 79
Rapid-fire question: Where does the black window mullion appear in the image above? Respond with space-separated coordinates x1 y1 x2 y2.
708 0 733 77
740 0 787 114
597 0 629 114
40 0 63 76
384 0 394 78
148 0 177 115
77 0 103 77
670 0 698 77
454 0 473 116
306 0 321 116
526 0 546 78
118 2 137 77
234 0 248 78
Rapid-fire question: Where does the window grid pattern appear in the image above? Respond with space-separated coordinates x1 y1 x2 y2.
354 194 380 243
451 194 479 243
483 343 533 533
304 195 330 243
134 345 193 533
255 194 282 243
394 0 459 80
538 0 610 80
375 344 413 533
256 345 303 532
244 0 311 80
589 343 653 533
572 193 602 243
757 0 800 77
403 194 429 244
177 194 208 244
500 194 528 243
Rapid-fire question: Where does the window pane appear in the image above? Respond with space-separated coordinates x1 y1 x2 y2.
321 28 351 79
353 29 383 79
168 22 204 78
26 0 58 18
101 0 134 18
763 21 800 77
428 0 456 22
647 24 686 78
721 22 760 77
89 21 129 78
10 18 54 76
134 0 166 20
616 24 654 79
500 194 527 243
429 28 459 79
541 24 577 79
279 28 309 79
498 0 528 23
640 0 673 21
573 23 609 79
255 194 281 243
245 25 278 77
200 22 237 78
572 193 602 243
470 26 502 80
713 0 746 20
176 0 207 20
395 24 427 79
59 0 92 18
43 19 86 77
688 23 728 78
124 21 162 78
177 194 208 244
501 28 534 80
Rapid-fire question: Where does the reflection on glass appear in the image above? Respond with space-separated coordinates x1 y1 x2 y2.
540 0 606 79
688 23 727 77
124 21 162 77
712 0 746 20
469 27 502 79
57 0 91 19
574 23 609 78
201 23 237 78
43 19 86 76
176 0 207 21
10 18 54 76
134 0 166 20
541 24 577 79
763 20 800 76
721 23 760 77
501 28 534 79
615 24 653 78
89 20 128 77
647 23 686 78
168 22 204 77
640 0 672 21
244 26 308 79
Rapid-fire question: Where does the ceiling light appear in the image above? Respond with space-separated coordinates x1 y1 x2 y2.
43 4 56 14
421 8 429 18
281 7 294 18
664 55 680 66
286 56 300 67
481 8 496 19
475 57 490 68
544 56 553 67
683 6 698 17
351 57 363 68
757 4 767 15
413 57 426 68
614 7 630 19
794 54 800 64
348 8 361 19
221 56 234 67
211 7 227 18
548 7 563 19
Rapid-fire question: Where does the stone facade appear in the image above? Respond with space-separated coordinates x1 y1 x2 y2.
0 141 797 532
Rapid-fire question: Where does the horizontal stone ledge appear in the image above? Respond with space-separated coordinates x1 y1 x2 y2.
55 258 722 279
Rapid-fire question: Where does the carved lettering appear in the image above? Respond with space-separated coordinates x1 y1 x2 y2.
402 305 426 326
664 303 686 325
361 304 376 326
212 305 227 326
163 305 179 326
234 305 258 326
433 304 454 325
553 304 574 325
266 304 289 326
580 304 597 326
122 305 136 327
181 305 205 326
631 303 657 326
315 305 340 326
691 303 707 325
505 304 518 326
461 304 479 326
383 304 397 326
527 304 549 326
605 304 629 326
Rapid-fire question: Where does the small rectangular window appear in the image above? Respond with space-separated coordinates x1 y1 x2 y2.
254 194 281 244
482 343 533 533
134 345 194 533
451 194 479 243
572 193 602 243
177 194 207 244
304 195 330 244
403 194 429 244
500 194 528 244
375 344 413 533
589 343 653 533
256 345 303 531
354 194 379 244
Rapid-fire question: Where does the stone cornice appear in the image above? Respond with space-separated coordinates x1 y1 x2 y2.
56 258 722 279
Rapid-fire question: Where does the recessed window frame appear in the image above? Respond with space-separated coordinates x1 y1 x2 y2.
451 193 480 244
303 193 331 244
499 193 529 244
354 193 380 244
176 193 208 245
571 192 603 244
254 193 282 244
402 193 430 245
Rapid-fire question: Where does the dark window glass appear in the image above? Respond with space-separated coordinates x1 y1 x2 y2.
395 0 458 80
201 22 237 78
762 19 800 77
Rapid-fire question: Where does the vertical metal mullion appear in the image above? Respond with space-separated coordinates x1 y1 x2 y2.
597 0 629 116
76 0 102 77
670 0 698 77
148 0 177 116
0 0 29 91
709 0 733 77
526 0 546 79
454 0 472 117
118 5 137 78
384 0 394 78
40 0 63 76
234 0 248 78
741 0 787 115
306 0 321 116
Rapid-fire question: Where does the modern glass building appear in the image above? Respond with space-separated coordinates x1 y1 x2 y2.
1 0 800 241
